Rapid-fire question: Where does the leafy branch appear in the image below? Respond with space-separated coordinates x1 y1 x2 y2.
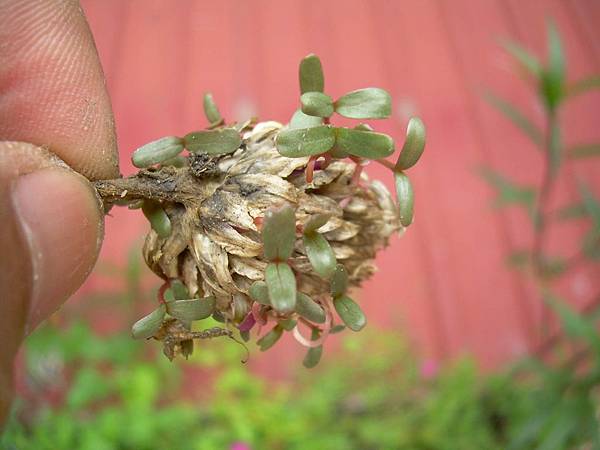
484 21 600 287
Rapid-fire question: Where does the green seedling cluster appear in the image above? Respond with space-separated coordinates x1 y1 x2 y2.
277 53 426 227
112 53 427 366
248 205 367 365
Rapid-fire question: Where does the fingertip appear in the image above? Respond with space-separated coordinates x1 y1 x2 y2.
12 167 104 331
0 0 119 180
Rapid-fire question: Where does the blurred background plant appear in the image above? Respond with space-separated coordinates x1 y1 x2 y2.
479 20 600 450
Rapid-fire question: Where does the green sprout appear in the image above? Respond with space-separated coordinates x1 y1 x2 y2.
276 53 426 225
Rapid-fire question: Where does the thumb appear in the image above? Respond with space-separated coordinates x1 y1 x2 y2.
0 0 119 426
0 141 103 425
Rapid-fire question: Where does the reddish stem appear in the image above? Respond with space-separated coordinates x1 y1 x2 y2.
251 302 267 325
305 156 316 183
321 153 332 169
157 282 170 305
373 158 396 171
350 162 364 185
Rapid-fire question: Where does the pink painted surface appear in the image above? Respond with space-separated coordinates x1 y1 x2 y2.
77 0 600 372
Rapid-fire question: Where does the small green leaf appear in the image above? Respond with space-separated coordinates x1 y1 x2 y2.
248 281 270 305
395 117 426 170
335 87 391 119
166 297 216 321
265 262 297 313
303 329 323 369
276 126 335 157
334 127 394 159
301 92 334 118
506 250 530 269
484 92 543 147
303 232 336 279
545 291 600 353
501 40 542 77
160 155 187 168
257 325 283 351
540 20 565 111
303 213 330 234
299 54 324 94
278 318 297 331
334 295 366 332
262 204 296 261
163 288 175 302
142 201 172 238
479 168 536 212
330 324 346 334
539 256 567 280
212 310 225 323
565 75 600 98
203 92 222 124
394 172 414 227
184 128 241 155
131 305 166 339
240 330 250 342
289 109 323 130
582 228 600 260
295 292 326 324
330 264 348 298
303 346 323 368
328 122 374 159
578 181 600 227
555 202 587 221
131 136 184 168
328 145 350 159
169 280 189 300
567 143 600 159
578 183 600 260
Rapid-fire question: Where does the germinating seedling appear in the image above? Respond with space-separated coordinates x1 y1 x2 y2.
94 54 426 367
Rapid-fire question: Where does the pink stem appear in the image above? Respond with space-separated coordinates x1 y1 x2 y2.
373 158 395 171
251 302 267 325
292 307 332 348
305 156 316 183
157 282 170 305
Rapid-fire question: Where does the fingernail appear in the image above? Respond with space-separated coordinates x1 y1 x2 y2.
11 168 103 332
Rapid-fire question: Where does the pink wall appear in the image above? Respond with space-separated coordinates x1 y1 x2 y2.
77 0 600 372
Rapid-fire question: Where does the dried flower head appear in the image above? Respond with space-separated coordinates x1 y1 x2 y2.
93 54 426 366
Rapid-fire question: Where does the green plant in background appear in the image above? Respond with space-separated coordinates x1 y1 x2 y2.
92 53 426 365
483 21 600 279
482 21 600 449
0 311 518 450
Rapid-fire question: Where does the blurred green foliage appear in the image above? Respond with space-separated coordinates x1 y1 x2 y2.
2 304 599 449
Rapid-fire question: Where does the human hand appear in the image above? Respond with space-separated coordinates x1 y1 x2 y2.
0 0 118 425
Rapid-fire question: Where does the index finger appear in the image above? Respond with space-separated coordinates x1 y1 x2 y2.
0 0 119 180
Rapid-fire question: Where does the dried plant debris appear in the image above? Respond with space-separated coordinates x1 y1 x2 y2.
93 54 426 366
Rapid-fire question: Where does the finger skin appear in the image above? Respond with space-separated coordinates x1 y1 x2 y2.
0 0 119 180
0 0 118 426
